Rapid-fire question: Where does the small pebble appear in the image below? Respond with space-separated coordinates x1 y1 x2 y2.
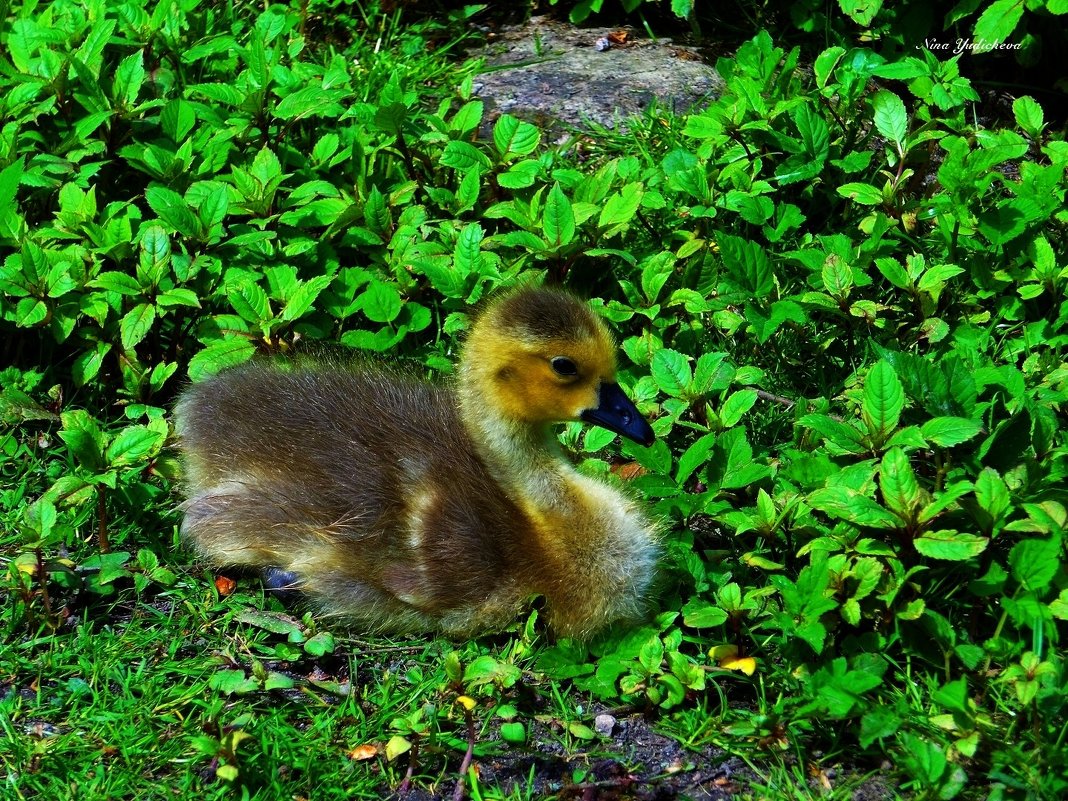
595 37 611 52
594 713 617 736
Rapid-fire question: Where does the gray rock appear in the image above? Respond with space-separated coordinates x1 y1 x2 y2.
594 713 617 736
473 16 722 137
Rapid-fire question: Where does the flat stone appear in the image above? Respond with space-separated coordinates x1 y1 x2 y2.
594 713 617 736
473 16 722 136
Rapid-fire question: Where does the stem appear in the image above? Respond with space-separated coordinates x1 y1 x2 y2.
97 487 110 553
452 705 477 801
398 737 417 796
36 547 54 626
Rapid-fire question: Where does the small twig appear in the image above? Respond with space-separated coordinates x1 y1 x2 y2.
755 389 796 409
340 639 431 655
452 705 477 801
566 765 697 796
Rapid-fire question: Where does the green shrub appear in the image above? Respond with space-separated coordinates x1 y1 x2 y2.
2 0 1066 797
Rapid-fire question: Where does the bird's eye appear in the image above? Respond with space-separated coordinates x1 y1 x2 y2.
551 357 578 376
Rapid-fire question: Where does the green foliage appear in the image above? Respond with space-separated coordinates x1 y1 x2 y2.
2 0 1067 798
547 0 694 25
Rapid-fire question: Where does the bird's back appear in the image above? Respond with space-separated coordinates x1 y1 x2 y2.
176 362 538 632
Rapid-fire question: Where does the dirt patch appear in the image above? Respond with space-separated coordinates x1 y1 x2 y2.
391 708 746 800
472 16 722 138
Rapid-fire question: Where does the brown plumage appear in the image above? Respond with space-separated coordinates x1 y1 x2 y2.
174 286 658 639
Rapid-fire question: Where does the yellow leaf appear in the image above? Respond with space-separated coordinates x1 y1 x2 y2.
709 644 739 660
720 655 757 675
384 735 411 761
456 695 477 711
216 764 239 782
710 644 757 675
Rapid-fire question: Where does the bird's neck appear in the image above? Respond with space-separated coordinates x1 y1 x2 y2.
457 382 573 510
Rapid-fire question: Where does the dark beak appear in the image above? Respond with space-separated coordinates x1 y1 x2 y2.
580 382 655 446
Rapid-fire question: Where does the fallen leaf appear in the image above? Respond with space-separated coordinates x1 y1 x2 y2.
215 575 236 596
347 743 379 761
611 461 647 480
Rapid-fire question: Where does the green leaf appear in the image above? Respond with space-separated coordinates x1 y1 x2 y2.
798 413 869 455
359 281 402 323
157 288 202 309
671 0 693 18
15 299 47 328
651 349 692 398
598 182 644 235
72 343 112 387
187 339 256 381
839 0 882 26
543 183 576 248
676 433 716 485
373 102 407 134
837 182 883 205
973 0 1025 44
913 530 988 561
106 425 164 466
875 257 911 289
1013 95 1044 138
454 222 484 275
719 389 758 428
708 427 769 489
227 281 271 324
197 184 228 230
821 257 853 298
449 100 483 135
113 50 146 107
161 98 196 141
681 598 728 628
274 85 344 121
862 360 904 443
440 140 492 171
718 234 773 298
1008 538 1061 592
493 114 541 158
236 610 303 637
120 304 155 351
920 416 982 447
568 722 597 740
145 186 200 237
500 721 526 744
264 672 295 691
90 271 143 296
497 160 541 189
859 707 902 748
280 275 333 322
880 447 922 520
809 486 901 529
974 467 1010 522
872 90 907 148
303 631 335 657
463 655 521 688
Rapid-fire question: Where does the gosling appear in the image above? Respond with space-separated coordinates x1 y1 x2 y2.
174 286 658 639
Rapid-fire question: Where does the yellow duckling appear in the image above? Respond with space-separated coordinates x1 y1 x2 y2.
175 286 658 639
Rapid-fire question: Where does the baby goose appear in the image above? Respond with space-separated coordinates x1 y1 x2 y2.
175 286 658 639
